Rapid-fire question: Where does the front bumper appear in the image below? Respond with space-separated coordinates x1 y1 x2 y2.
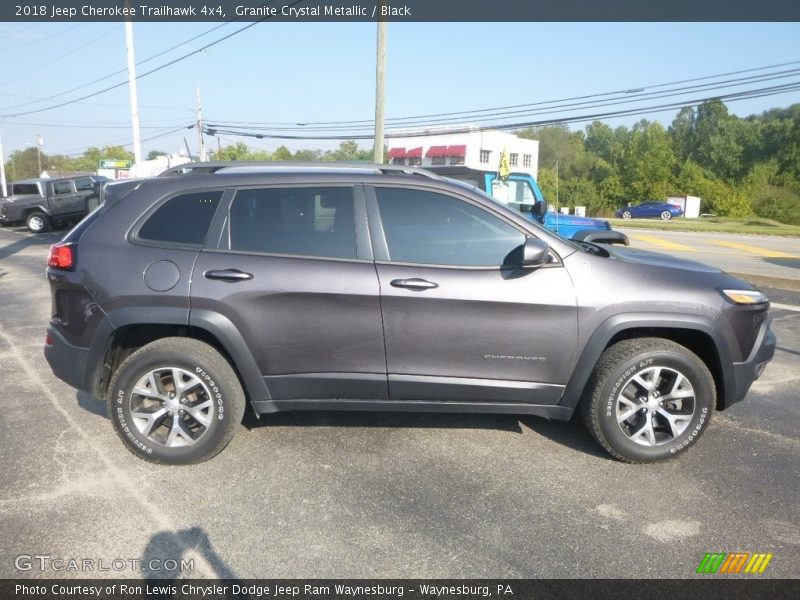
726 318 776 407
44 324 90 393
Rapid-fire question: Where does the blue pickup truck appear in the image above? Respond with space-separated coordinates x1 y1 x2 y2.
427 166 628 245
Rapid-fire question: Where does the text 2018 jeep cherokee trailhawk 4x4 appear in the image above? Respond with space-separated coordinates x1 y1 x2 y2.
43 163 776 464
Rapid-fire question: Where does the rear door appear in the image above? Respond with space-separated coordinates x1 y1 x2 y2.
191 183 387 400
366 185 578 405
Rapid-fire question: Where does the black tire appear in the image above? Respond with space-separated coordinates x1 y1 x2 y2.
581 338 714 463
26 211 50 233
107 337 245 465
660 210 673 221
622 210 632 219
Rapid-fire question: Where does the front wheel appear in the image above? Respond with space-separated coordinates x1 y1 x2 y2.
581 338 715 463
622 210 632 219
107 337 246 465
660 210 673 221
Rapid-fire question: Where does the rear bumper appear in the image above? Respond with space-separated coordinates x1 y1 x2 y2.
44 324 90 393
725 318 776 408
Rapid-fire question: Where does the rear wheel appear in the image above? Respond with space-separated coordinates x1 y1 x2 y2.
107 337 245 465
581 338 715 463
26 212 49 233
660 210 673 221
622 210 632 219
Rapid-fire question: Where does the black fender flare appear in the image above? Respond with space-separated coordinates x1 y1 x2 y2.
559 312 730 410
86 307 269 403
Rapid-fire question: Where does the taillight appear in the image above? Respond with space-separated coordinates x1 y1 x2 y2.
48 243 75 270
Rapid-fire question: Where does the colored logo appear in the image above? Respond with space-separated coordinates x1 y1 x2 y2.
696 552 773 574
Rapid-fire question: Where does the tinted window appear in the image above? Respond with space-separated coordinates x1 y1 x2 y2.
11 183 40 195
75 177 94 191
375 188 526 267
52 181 73 195
138 191 222 245
229 187 357 260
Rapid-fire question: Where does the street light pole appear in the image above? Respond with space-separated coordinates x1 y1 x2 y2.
372 19 387 164
124 19 143 165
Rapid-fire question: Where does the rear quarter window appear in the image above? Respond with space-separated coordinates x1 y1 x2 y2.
137 191 223 246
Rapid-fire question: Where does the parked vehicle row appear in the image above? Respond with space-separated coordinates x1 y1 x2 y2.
43 162 774 465
0 175 108 232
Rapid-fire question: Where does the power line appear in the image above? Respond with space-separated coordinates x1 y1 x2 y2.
0 23 231 109
206 70 800 134
2 26 122 88
207 58 800 128
0 23 87 51
0 0 304 118
205 81 800 141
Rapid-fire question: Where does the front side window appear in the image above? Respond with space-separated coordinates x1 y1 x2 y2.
229 187 357 260
138 191 222 245
51 181 73 195
375 188 526 267
75 177 95 191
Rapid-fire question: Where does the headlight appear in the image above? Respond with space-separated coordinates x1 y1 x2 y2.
721 289 768 305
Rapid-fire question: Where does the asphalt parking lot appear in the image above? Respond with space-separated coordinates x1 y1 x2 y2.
0 224 798 579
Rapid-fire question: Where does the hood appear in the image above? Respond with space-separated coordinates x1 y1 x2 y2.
544 212 609 229
605 244 722 273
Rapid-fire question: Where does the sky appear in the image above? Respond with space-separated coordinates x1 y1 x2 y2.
0 21 798 162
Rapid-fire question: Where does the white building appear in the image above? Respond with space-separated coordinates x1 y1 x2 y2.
385 128 539 178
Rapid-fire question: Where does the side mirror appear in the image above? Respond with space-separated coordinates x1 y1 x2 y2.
522 237 550 267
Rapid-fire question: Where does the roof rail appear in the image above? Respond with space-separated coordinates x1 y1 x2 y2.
156 161 444 180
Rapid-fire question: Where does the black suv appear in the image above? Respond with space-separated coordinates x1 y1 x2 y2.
44 163 775 465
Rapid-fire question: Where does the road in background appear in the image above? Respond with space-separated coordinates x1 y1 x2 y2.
620 228 800 288
0 225 798 579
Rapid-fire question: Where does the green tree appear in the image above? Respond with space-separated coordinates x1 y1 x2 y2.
618 121 676 200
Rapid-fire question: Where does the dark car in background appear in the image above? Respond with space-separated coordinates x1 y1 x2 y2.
616 201 684 220
0 175 109 232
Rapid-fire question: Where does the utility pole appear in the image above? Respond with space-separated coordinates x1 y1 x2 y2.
196 86 206 162
0 123 7 197
124 18 143 164
372 19 387 164
36 133 43 176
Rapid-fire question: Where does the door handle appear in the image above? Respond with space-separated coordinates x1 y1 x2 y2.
204 269 253 282
390 278 439 290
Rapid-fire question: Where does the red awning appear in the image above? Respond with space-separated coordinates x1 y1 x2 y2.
387 147 406 158
406 146 423 158
425 145 448 158
446 145 466 157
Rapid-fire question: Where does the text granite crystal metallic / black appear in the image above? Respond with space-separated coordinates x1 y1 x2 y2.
42 162 775 465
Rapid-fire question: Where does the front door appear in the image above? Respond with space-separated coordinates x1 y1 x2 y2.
191 184 386 400
367 185 578 405
49 180 80 215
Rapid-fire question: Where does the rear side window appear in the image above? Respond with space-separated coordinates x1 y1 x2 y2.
138 191 222 246
229 187 357 259
12 183 40 195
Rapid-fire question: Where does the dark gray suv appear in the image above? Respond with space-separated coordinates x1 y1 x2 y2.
43 163 776 465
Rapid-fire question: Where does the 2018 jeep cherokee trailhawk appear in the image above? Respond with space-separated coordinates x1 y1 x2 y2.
44 163 776 464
